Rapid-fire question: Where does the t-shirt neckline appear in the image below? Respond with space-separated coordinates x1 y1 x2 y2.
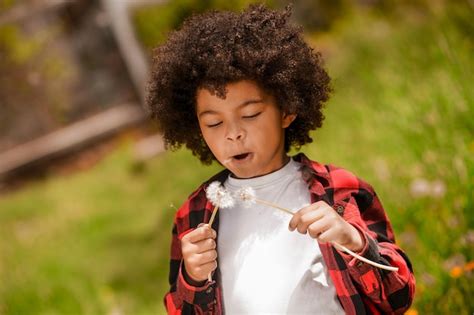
226 157 299 189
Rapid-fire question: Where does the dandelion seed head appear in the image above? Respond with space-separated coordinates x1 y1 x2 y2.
206 181 222 203
219 192 235 208
206 181 235 208
235 186 256 208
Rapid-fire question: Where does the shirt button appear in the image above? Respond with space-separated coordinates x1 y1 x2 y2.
206 287 213 294
335 205 344 215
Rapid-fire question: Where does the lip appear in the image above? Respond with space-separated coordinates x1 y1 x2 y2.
228 152 253 164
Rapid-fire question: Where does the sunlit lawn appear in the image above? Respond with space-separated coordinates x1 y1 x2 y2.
1 3 473 314
0 144 224 314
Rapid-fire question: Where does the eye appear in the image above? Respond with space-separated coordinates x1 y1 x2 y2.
243 112 261 119
206 121 222 128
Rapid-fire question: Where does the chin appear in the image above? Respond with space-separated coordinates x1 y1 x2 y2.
229 168 253 179
232 167 265 179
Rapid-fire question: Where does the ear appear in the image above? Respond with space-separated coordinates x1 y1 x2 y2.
281 113 297 128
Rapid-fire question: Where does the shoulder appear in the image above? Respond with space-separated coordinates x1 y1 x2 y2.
297 154 391 221
324 164 375 193
294 152 376 196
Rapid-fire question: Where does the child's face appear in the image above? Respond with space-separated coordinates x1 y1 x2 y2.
196 80 296 178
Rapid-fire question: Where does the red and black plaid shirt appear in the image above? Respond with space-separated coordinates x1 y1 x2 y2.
164 153 415 314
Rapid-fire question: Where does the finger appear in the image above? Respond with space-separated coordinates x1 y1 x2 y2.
289 201 325 231
288 204 315 231
186 226 216 243
294 210 325 234
182 228 205 243
200 260 218 274
196 250 218 264
307 217 331 239
317 227 338 244
194 260 218 279
183 237 217 256
194 238 217 254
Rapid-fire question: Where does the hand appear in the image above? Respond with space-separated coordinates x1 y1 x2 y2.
181 223 218 285
288 201 365 252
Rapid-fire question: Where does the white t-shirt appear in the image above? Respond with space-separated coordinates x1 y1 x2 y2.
218 158 345 314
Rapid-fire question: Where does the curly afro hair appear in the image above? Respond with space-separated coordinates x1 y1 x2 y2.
146 3 331 165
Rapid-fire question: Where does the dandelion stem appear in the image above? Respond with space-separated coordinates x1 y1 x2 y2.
208 204 219 228
253 199 399 272
331 243 399 271
254 198 294 215
207 204 219 282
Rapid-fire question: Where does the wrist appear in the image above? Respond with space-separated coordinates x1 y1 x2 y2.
346 224 365 252
183 264 207 287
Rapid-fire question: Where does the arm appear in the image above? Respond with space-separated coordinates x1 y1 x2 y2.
334 188 416 314
289 180 415 314
164 200 219 314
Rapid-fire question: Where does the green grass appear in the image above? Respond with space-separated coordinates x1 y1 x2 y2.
1 2 473 314
0 144 223 315
302 3 473 313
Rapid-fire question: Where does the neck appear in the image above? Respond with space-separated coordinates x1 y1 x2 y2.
230 155 291 179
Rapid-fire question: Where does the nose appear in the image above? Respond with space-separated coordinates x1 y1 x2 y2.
225 122 245 141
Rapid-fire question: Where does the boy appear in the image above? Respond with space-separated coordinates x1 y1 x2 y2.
146 4 415 314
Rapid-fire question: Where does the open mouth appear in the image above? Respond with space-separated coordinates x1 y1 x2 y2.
233 152 251 160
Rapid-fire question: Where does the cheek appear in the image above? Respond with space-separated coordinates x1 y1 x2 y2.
200 129 223 154
200 129 212 146
253 117 282 142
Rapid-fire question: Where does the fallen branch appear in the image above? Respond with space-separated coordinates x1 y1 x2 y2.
0 103 146 180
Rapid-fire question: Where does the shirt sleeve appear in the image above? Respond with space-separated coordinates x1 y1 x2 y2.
163 199 219 314
332 187 416 314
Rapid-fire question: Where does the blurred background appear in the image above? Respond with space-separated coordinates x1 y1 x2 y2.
0 0 472 314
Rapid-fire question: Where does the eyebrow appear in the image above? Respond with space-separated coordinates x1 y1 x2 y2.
198 99 264 118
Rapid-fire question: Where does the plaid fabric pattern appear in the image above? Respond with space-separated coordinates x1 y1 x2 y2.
164 153 415 314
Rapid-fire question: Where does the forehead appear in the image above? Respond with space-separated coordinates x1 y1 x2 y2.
196 80 270 111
